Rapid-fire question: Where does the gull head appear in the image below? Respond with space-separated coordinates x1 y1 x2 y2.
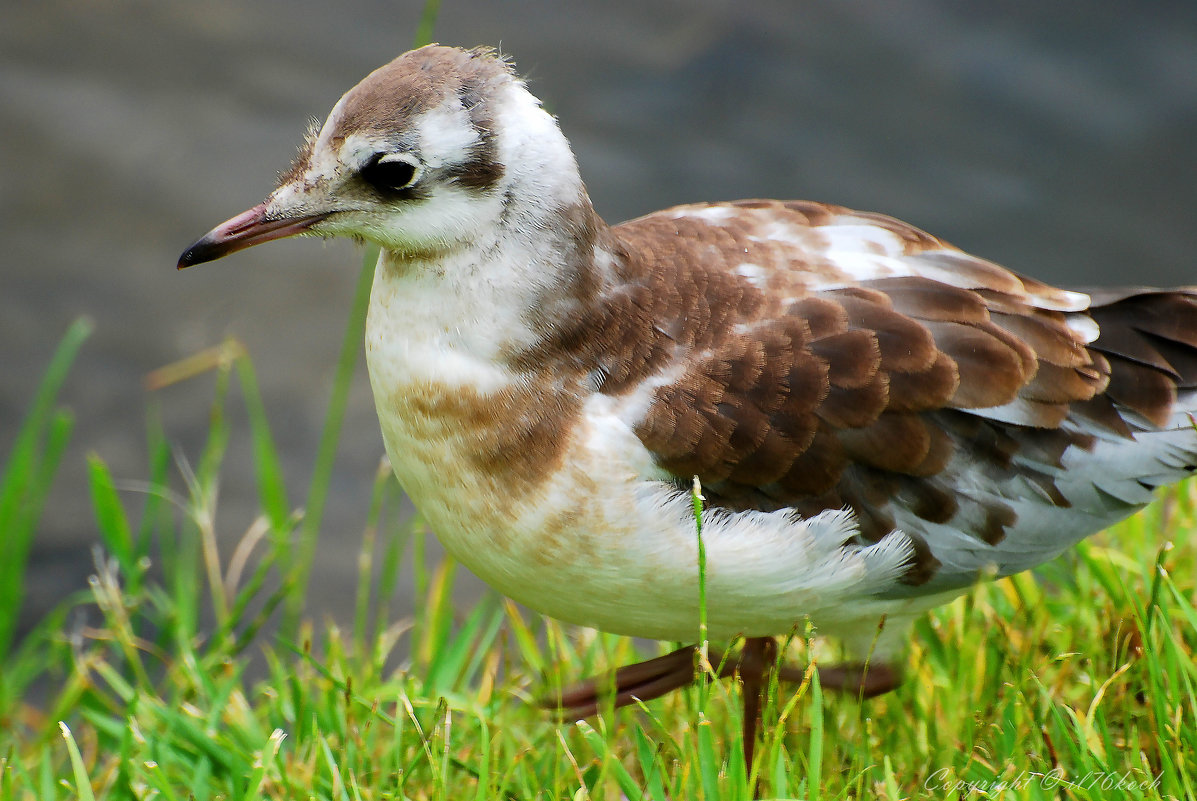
179 44 581 268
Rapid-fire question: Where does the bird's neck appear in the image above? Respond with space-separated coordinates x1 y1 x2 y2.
366 191 619 384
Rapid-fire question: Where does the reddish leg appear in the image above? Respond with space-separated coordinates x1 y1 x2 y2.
737 636 777 780
816 660 902 698
548 645 708 719
546 638 901 797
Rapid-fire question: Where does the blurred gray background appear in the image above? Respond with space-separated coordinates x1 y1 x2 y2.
4 1 1197 636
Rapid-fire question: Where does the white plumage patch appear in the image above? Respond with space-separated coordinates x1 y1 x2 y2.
415 103 483 168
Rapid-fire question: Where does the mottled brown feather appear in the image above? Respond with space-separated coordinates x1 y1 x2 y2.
885 352 960 412
989 311 1093 369
859 276 992 323
773 429 846 497
831 292 939 373
1087 291 1197 425
810 330 882 389
818 375 891 429
787 297 849 338
505 199 1197 588
920 320 1032 408
901 478 959 524
837 413 931 474
1023 362 1104 404
1100 360 1179 428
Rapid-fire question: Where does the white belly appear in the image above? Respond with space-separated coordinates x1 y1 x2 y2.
366 361 920 641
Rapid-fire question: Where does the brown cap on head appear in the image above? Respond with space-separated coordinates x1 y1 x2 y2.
331 45 512 143
277 45 513 189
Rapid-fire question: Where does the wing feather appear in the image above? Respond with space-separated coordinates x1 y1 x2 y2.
519 200 1197 593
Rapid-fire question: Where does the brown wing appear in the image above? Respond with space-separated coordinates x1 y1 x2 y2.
598 201 1197 589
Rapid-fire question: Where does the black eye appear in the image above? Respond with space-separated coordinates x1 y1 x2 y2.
361 153 422 195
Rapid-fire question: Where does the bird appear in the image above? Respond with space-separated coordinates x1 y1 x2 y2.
179 44 1197 777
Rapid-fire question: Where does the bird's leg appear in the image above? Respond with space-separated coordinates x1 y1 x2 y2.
546 640 900 715
736 636 777 778
814 614 908 698
546 638 900 798
547 645 711 719
815 660 902 698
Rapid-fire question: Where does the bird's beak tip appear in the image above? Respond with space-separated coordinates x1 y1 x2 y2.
176 203 330 270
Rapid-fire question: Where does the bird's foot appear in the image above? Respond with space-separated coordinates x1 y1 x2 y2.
542 639 779 794
543 639 900 797
545 645 711 719
815 660 902 698
545 641 900 718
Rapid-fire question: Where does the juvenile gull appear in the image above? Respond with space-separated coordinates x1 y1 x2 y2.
179 44 1197 774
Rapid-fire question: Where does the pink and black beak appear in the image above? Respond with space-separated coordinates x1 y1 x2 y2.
177 203 330 269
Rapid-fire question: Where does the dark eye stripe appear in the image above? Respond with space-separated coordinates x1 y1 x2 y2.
445 157 504 191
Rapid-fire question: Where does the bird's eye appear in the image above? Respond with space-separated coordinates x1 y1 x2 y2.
361 153 422 195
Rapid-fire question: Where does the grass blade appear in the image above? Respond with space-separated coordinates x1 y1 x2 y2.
86 455 135 573
0 318 90 660
58 722 97 801
284 244 377 634
236 354 290 531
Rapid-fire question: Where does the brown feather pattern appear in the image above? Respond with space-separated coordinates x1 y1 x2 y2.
515 199 1197 588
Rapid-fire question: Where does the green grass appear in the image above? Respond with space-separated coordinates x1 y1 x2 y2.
2 309 1196 798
